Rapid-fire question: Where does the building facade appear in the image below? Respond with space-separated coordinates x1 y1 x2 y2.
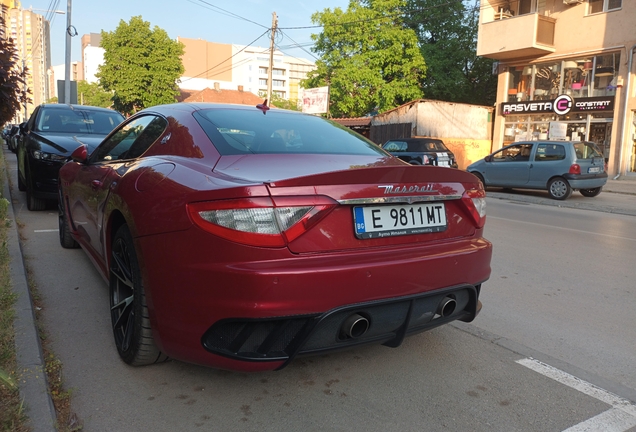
178 37 315 104
1 1 52 121
478 0 636 177
81 32 104 83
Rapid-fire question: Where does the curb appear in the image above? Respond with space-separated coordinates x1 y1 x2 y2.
2 149 57 432
486 189 636 217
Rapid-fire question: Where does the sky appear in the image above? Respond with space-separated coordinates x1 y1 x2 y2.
23 0 351 66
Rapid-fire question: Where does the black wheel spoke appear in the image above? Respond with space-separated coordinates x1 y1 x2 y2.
111 248 134 289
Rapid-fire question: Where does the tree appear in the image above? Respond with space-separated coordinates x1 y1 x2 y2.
97 16 184 116
303 0 426 118
407 0 497 105
0 17 29 125
77 80 113 108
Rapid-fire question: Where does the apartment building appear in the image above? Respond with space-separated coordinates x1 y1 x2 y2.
1 1 52 120
82 32 104 83
478 0 636 176
178 37 315 103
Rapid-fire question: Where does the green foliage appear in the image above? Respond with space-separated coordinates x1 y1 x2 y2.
77 80 113 108
0 16 29 125
408 0 497 105
304 0 426 117
97 16 185 116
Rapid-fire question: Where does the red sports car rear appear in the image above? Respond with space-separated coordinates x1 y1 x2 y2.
58 103 492 371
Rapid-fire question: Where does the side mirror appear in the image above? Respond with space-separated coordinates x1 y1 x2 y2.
19 122 27 134
70 145 88 163
484 155 492 162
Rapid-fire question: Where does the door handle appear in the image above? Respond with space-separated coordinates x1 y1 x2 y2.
91 180 102 189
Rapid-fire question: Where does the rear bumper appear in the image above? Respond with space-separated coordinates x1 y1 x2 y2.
202 284 483 370
137 229 492 370
564 172 608 189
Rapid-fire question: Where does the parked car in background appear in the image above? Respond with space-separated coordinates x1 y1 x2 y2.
6 124 21 153
58 102 492 371
2 125 13 142
17 104 125 210
467 140 607 200
382 137 458 168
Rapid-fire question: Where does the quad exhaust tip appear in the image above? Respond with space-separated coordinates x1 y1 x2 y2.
341 313 370 339
437 297 457 318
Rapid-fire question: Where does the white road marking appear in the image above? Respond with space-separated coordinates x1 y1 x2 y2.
562 408 636 432
489 216 636 242
34 229 59 233
517 358 636 431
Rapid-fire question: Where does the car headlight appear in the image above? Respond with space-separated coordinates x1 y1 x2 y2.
31 150 68 162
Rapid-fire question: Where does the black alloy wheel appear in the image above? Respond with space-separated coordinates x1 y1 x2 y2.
58 188 79 248
580 187 602 197
110 224 167 366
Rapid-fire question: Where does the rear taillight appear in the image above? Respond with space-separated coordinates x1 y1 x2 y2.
461 189 487 228
187 196 337 247
569 164 581 175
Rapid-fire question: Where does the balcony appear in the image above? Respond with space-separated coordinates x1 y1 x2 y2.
477 13 556 61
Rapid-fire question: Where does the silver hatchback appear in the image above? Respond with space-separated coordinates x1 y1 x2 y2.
467 141 608 200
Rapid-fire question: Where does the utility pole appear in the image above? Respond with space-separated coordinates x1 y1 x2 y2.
64 0 72 104
266 12 277 107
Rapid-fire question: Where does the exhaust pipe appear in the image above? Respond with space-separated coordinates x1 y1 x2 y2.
341 313 370 339
437 297 457 318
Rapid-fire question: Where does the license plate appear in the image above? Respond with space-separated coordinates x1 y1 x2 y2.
353 203 447 239
588 166 601 173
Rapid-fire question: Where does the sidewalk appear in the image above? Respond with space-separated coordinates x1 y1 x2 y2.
487 175 636 216
603 176 636 195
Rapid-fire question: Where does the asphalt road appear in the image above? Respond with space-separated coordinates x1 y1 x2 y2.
3 147 636 431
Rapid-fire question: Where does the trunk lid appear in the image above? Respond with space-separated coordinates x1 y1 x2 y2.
264 164 483 254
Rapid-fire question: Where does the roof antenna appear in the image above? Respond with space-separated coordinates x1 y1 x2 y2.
256 99 270 114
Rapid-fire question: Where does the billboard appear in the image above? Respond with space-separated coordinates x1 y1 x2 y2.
301 86 329 114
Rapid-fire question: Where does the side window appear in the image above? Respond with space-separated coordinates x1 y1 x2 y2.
383 141 407 152
492 144 532 162
91 116 166 163
535 144 566 161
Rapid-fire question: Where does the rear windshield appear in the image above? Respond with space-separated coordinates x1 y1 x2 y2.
383 139 447 152
36 108 124 134
573 142 603 159
193 108 385 156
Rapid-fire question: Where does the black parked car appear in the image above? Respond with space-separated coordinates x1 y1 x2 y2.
17 104 125 210
6 125 21 153
382 137 458 168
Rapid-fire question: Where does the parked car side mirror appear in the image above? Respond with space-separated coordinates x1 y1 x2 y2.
70 145 88 163
19 122 27 134
484 155 492 162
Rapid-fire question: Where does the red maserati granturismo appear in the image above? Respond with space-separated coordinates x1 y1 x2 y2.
58 102 492 371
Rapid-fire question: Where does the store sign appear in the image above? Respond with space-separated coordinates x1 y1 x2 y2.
501 95 615 116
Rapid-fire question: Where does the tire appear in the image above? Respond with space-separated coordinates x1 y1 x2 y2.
580 187 602 197
548 177 572 200
58 189 79 248
110 225 167 366
25 163 46 211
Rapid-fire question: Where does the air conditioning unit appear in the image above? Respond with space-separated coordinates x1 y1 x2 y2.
563 0 584 5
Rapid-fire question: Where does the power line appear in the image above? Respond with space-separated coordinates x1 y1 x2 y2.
180 28 270 82
187 0 268 29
